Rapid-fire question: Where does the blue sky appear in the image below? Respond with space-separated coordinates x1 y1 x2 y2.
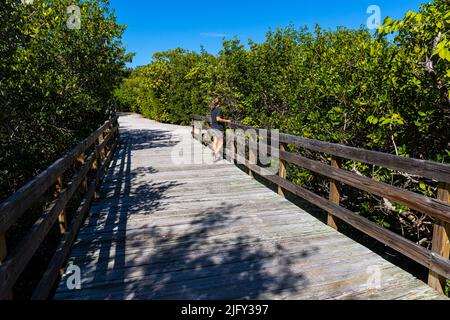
109 0 426 68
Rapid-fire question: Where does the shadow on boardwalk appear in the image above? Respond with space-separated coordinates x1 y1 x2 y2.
61 125 319 300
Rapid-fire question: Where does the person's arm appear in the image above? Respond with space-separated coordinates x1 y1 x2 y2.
217 116 231 124
216 109 231 123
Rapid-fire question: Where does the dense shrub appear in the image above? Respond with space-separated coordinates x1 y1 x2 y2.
0 0 132 201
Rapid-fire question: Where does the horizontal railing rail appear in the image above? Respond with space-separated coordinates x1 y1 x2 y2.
0 116 119 300
191 114 450 183
191 114 450 294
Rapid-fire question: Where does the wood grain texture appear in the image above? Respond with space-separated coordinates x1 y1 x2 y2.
328 156 341 230
278 143 287 197
278 132 450 184
53 113 446 300
428 183 450 293
55 177 67 234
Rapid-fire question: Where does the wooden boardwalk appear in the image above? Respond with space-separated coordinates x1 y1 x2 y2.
54 113 445 300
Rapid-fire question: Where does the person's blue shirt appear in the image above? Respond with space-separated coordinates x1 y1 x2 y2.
211 107 224 131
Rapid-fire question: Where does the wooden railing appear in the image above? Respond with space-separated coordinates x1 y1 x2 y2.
0 116 119 300
191 114 450 294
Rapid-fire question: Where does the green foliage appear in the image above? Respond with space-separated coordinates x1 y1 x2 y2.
1 0 132 201
377 0 450 161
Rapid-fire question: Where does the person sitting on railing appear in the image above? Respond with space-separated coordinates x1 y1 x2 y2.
209 98 231 161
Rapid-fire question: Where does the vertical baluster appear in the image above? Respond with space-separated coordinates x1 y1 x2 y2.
428 182 450 293
98 130 106 162
55 177 67 234
248 129 257 177
328 156 342 230
0 234 11 299
278 143 287 197
77 153 88 194
0 234 7 265
226 129 236 164
91 147 99 199
0 244 13 298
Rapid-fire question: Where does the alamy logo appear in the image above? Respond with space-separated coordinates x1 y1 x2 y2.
366 5 382 30
67 5 82 30
366 265 382 290
65 263 81 290
19 1 82 31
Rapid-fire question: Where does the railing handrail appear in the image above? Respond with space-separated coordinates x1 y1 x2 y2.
191 114 450 183
191 113 450 294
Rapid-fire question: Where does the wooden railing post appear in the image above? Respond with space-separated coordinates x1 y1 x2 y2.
232 133 237 164
103 125 112 155
0 243 13 297
55 177 67 234
77 153 88 194
278 143 287 197
328 156 342 230
428 182 450 293
0 234 7 265
0 234 12 299
193 121 201 142
98 130 106 162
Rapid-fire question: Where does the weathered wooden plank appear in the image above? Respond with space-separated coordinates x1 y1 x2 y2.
80 208 311 233
0 234 6 265
328 156 341 229
56 235 380 296
54 252 407 300
428 182 450 293
85 200 297 226
71 217 330 248
55 177 68 234
68 222 336 262
69 232 349 268
66 240 364 288
68 231 336 268
278 143 287 197
55 249 377 300
87 189 281 211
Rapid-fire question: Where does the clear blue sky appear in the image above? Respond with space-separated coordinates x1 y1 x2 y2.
110 0 426 68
